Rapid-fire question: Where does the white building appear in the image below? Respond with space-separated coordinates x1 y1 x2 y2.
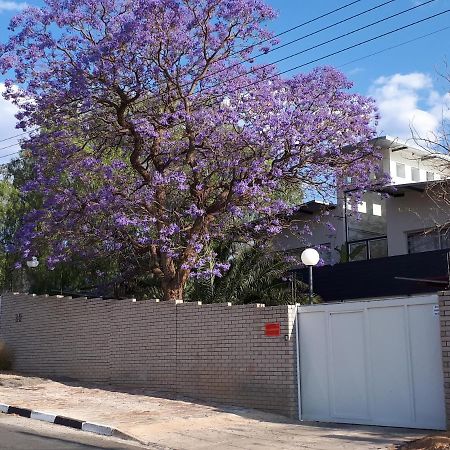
274 136 450 265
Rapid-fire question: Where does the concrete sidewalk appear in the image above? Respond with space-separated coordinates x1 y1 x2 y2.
0 372 430 449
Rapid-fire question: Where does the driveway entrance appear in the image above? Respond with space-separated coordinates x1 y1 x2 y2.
297 295 446 430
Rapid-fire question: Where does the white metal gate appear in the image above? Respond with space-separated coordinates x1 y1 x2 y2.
297 295 446 430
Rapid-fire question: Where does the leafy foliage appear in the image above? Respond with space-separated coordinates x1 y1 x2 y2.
185 244 309 305
1 0 381 300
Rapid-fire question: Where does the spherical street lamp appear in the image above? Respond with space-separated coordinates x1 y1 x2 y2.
26 256 39 269
301 248 319 304
301 248 320 266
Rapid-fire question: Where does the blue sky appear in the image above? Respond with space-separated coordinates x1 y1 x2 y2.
1 0 450 160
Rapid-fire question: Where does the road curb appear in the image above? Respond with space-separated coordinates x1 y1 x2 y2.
0 402 140 443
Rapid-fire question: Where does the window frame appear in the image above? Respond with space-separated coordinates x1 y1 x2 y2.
411 167 420 182
396 162 406 178
407 227 450 254
348 236 388 262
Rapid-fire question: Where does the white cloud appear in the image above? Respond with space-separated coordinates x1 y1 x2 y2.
0 83 21 161
368 72 450 141
0 1 27 12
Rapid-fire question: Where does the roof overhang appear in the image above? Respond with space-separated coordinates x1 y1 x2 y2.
378 179 449 196
290 200 336 217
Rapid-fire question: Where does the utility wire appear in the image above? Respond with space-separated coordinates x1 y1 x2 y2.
0 132 28 143
1 8 449 159
198 7 450 108
338 25 450 68
0 150 23 159
197 0 437 98
229 0 366 59
190 0 401 87
0 0 368 146
0 142 21 151
148 8 450 131
274 9 450 78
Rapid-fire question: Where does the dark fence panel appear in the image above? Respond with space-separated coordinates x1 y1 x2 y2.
295 249 450 302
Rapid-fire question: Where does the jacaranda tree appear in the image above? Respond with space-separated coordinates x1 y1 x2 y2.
1 0 381 300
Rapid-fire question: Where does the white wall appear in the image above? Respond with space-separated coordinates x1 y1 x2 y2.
388 148 449 185
386 189 450 256
271 210 345 264
274 139 450 263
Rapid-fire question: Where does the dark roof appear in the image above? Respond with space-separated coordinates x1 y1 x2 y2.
290 200 336 217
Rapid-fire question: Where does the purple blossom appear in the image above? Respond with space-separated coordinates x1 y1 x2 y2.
1 0 382 300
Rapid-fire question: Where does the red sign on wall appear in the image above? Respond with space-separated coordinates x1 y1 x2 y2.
265 322 281 336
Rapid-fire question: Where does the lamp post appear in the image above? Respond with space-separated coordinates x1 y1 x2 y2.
24 256 39 293
301 248 320 304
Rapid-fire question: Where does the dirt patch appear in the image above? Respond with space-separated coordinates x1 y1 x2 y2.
0 372 46 389
394 434 450 450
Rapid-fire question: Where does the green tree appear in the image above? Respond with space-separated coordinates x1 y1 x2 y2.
185 244 310 305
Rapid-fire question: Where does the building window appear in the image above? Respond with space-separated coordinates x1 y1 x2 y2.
368 238 388 259
407 227 450 254
372 203 382 216
411 167 420 182
346 192 386 241
426 171 435 181
348 242 367 261
396 163 406 178
348 237 388 262
357 201 367 213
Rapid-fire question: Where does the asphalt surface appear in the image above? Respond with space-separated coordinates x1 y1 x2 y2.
0 414 148 450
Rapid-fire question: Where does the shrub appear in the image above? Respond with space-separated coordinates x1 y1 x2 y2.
0 340 13 371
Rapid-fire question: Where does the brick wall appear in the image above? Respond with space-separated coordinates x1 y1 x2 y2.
0 293 298 418
439 291 450 429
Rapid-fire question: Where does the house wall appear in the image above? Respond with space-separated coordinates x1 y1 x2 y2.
271 212 345 265
269 140 450 264
386 146 450 185
389 148 439 184
386 190 450 256
0 293 298 418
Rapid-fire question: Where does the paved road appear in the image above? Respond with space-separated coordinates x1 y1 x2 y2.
0 414 149 450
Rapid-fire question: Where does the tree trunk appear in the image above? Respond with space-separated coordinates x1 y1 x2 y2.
162 285 184 301
160 250 192 301
161 269 189 301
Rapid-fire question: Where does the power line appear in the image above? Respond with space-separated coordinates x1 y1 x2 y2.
1 8 449 160
229 0 366 59
244 0 400 64
0 132 28 143
198 0 437 98
151 7 450 128
193 0 401 87
287 10 450 74
338 25 450 68
0 0 369 145
0 142 21 151
0 150 22 159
